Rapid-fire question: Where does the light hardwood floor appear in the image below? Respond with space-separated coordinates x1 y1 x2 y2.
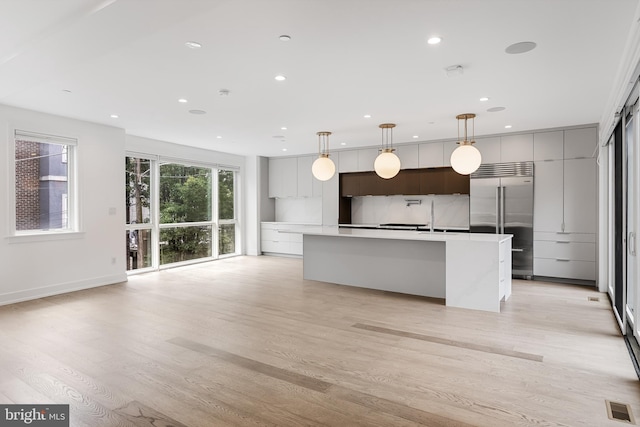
0 255 638 426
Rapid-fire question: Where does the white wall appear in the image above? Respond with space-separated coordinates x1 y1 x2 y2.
0 104 127 305
126 135 245 168
275 198 322 224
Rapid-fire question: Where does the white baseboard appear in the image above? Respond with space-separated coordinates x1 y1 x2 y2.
0 273 128 306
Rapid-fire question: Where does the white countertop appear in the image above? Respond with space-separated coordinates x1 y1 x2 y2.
279 225 512 243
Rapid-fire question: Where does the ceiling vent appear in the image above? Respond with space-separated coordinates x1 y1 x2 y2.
445 65 463 77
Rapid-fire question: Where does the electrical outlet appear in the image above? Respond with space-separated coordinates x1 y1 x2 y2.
111 257 116 265
108 207 116 215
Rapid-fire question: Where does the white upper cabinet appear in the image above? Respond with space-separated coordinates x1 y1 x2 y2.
396 145 419 169
533 160 564 232
475 137 501 164
418 142 444 168
563 158 597 233
564 127 597 159
297 156 322 197
501 134 533 162
533 157 596 234
443 141 458 167
533 131 564 161
338 150 358 172
357 148 379 171
268 157 297 198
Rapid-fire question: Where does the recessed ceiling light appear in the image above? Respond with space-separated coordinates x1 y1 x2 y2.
216 135 222 139
110 114 118 118
281 127 287 130
428 122 435 125
413 135 419 139
340 142 347 146
505 41 537 54
178 98 188 103
275 75 286 81
427 36 442 45
364 114 372 118
487 107 506 113
189 109 206 115
279 35 291 41
185 41 202 49
282 148 288 152
505 125 512 129
479 97 489 102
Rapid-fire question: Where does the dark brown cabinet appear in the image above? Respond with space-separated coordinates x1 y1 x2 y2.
443 169 470 194
339 167 468 197
340 173 361 196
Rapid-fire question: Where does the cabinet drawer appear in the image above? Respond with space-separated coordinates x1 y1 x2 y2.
290 242 303 255
288 233 303 243
533 232 596 243
261 228 280 241
534 241 596 262
261 239 290 253
534 258 595 281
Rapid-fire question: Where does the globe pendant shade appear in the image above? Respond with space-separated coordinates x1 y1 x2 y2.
374 151 401 179
450 144 482 175
312 155 336 181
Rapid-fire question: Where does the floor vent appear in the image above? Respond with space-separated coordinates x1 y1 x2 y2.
588 296 600 302
606 400 635 424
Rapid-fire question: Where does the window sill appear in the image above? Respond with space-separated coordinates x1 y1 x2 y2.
6 231 85 244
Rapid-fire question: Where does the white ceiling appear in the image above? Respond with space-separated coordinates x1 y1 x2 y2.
1 0 638 157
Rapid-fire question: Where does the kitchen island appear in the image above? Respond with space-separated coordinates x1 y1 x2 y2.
279 226 512 313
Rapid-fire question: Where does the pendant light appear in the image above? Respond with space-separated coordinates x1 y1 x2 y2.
312 131 336 181
374 123 401 179
450 113 482 175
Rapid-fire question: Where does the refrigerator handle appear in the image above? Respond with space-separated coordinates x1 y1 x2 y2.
495 186 500 234
500 186 505 234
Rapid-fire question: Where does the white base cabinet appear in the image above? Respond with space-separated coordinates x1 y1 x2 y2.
261 223 310 256
533 232 596 281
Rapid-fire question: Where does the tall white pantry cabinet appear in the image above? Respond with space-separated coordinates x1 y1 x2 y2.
532 128 597 281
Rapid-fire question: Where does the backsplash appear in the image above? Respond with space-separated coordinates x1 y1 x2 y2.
275 197 322 223
351 194 469 229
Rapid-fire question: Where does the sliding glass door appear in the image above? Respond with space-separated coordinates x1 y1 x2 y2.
626 108 638 333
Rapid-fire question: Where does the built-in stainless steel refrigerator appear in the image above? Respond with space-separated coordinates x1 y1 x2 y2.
470 162 534 278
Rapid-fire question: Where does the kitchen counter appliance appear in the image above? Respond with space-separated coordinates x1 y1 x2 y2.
470 162 533 278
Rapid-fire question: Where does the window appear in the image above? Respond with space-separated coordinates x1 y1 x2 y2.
125 156 241 272
159 163 213 265
218 169 237 256
14 130 76 233
126 156 153 270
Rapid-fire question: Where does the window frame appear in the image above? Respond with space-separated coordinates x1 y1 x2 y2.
125 154 157 273
125 154 242 273
217 168 239 257
10 129 79 238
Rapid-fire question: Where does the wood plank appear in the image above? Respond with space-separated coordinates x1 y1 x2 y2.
351 323 543 362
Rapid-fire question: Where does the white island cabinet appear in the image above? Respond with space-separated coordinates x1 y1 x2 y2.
280 227 512 313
